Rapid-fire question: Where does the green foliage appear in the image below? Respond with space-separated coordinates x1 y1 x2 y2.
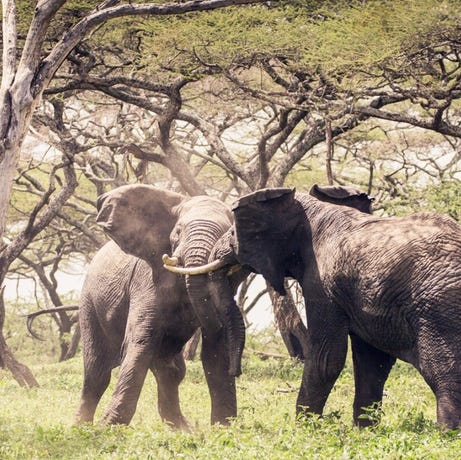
0 331 461 458
301 0 460 68
424 181 461 221
129 0 461 81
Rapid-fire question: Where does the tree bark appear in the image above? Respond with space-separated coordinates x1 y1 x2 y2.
325 118 334 185
267 282 307 361
183 328 201 361
0 288 39 387
64 322 81 361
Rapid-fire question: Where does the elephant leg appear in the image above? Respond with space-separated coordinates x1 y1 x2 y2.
296 307 348 419
201 330 237 425
75 316 117 424
75 357 114 424
101 345 152 425
416 326 461 429
151 353 189 430
350 333 396 427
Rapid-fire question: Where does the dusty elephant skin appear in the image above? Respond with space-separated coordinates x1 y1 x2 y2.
226 187 461 430
75 184 245 427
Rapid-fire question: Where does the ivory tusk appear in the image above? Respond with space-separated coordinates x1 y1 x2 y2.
162 258 228 275
162 254 179 266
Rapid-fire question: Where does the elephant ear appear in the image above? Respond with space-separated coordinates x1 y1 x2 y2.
309 184 374 214
96 184 185 263
232 188 301 295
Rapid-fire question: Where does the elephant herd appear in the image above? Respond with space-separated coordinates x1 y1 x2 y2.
40 183 461 430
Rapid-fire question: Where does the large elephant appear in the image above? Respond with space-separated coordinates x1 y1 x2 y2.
196 187 461 430
75 184 246 427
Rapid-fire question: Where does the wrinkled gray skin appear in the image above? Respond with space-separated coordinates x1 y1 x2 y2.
211 187 461 430
75 184 245 427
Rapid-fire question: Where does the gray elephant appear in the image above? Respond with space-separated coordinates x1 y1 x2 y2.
75 184 246 427
193 187 461 430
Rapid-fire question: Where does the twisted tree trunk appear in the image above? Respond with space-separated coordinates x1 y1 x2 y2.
267 282 307 361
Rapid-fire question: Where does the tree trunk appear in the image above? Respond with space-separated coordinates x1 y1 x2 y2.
325 118 334 185
0 288 39 387
267 282 307 361
183 328 201 361
64 322 81 361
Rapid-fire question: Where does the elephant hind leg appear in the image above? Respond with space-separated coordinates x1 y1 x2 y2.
350 334 396 427
417 322 461 429
75 349 117 424
75 314 118 424
152 353 189 430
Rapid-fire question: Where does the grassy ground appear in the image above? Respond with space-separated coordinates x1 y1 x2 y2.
0 335 460 459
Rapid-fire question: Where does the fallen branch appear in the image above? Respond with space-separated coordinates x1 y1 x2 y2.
247 348 291 360
25 305 79 341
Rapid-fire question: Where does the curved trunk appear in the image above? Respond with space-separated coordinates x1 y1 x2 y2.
183 223 245 377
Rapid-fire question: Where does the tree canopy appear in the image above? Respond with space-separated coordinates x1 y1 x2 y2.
2 0 461 378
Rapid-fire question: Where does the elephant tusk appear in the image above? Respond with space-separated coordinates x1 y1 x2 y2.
226 264 242 276
162 254 179 266
162 258 229 275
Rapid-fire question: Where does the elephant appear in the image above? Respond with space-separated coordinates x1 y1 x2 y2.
75 184 246 427
191 187 461 430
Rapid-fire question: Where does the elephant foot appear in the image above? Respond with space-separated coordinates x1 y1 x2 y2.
437 392 461 430
101 407 132 425
74 414 94 425
75 405 96 425
164 415 191 432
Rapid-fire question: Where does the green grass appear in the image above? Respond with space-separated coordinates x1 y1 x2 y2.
0 339 460 459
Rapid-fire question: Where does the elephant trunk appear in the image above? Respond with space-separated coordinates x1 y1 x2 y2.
185 273 222 336
182 222 245 377
209 272 245 377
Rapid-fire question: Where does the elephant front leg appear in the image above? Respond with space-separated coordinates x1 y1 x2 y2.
151 353 190 430
296 308 348 419
102 345 152 425
350 333 396 427
435 390 461 429
201 331 237 425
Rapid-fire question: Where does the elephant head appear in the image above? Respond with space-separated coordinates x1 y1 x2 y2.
96 184 245 376
230 185 374 293
230 188 302 294
96 184 183 263
163 195 245 376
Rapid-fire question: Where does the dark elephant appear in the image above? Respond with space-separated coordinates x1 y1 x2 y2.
75 184 245 427
197 187 461 430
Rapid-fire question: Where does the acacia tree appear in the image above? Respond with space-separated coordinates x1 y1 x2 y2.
23 0 461 360
3 0 461 371
0 0 274 385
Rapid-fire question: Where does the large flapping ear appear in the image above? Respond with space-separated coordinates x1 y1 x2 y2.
231 188 299 295
96 184 185 262
309 184 374 214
